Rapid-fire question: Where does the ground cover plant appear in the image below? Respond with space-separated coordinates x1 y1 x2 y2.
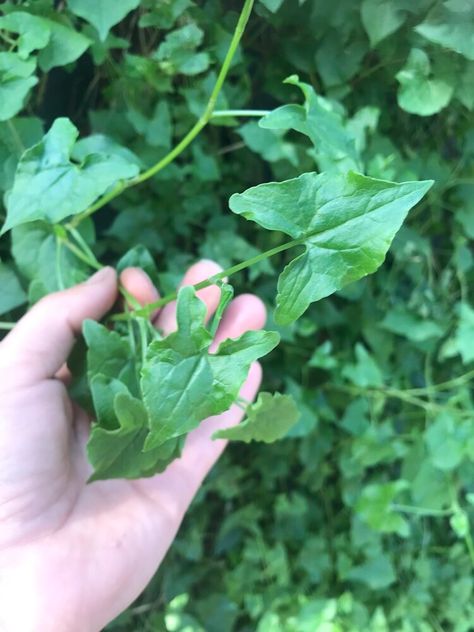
0 0 473 629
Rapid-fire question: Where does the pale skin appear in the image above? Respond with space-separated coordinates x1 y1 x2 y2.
0 260 266 632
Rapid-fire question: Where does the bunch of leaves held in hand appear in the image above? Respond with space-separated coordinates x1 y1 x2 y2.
1 0 474 630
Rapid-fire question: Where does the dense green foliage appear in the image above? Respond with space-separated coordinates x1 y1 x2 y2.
1 0 474 630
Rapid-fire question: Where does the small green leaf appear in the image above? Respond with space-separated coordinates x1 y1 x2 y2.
425 413 466 471
213 392 299 443
342 344 383 388
87 391 181 481
37 18 91 71
0 261 26 315
208 330 280 412
396 48 454 116
138 0 193 29
90 375 130 430
258 0 285 13
238 121 298 167
83 320 138 394
455 302 474 364
380 307 443 342
229 171 433 324
69 0 140 41
0 12 51 58
347 553 396 590
356 481 410 537
361 0 407 47
154 23 210 76
0 53 38 121
116 245 159 286
450 509 470 539
415 0 474 61
2 118 139 233
260 75 360 172
11 221 90 299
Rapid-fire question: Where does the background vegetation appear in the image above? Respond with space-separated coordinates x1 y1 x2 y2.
1 0 474 629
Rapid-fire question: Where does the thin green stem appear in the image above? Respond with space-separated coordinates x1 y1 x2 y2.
70 0 255 228
464 529 474 567
61 239 102 271
406 369 474 395
0 322 15 330
7 120 25 154
66 225 103 270
211 109 270 118
55 236 65 291
113 233 305 321
0 31 16 46
391 504 453 517
328 383 474 421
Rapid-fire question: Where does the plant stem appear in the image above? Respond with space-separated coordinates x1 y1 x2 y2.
70 0 255 228
211 109 270 118
66 225 102 270
464 529 474 567
55 236 65 291
0 322 15 330
113 233 306 321
391 504 453 517
61 239 102 271
406 369 474 394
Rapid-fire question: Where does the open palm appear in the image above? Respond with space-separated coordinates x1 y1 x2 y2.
0 261 265 632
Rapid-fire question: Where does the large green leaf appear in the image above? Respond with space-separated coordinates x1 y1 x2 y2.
2 118 139 233
141 286 279 450
415 0 474 61
396 48 454 116
68 0 140 42
213 392 299 443
229 171 433 324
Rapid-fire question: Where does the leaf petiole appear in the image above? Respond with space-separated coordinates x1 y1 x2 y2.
66 225 102 270
61 238 102 271
113 232 306 321
0 322 15 330
211 109 271 118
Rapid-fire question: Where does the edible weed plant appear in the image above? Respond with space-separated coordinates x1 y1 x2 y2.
0 0 473 629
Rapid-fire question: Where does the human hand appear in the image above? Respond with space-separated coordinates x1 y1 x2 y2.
0 261 266 632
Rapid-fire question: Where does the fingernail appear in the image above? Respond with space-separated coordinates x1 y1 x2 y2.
86 267 115 285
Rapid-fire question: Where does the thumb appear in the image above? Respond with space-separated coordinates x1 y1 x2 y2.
0 268 118 387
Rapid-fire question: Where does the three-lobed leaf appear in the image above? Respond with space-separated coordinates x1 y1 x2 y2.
82 287 279 478
141 286 279 450
230 171 433 324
